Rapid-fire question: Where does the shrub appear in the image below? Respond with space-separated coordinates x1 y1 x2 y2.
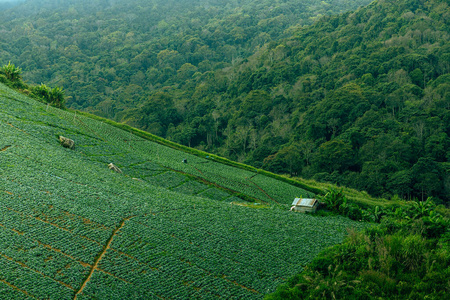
1 61 22 82
0 74 7 83
323 187 347 212
33 84 50 100
32 84 66 108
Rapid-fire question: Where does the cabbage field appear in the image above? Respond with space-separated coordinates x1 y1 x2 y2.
0 83 367 299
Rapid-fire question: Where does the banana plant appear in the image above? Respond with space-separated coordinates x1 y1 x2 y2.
323 187 347 212
371 205 385 223
1 61 22 82
409 197 435 219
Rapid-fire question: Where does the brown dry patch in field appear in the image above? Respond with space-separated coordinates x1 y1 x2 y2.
0 220 92 270
108 248 159 271
11 228 24 235
33 206 112 234
73 216 135 300
115 249 134 259
230 279 260 294
0 223 24 236
60 209 111 231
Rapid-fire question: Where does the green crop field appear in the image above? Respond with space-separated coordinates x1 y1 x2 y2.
0 83 367 299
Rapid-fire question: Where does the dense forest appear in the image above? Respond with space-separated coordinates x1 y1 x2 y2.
0 0 448 204
0 0 372 110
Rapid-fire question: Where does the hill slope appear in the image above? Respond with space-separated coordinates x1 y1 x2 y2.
0 82 367 299
0 0 372 112
0 0 447 204
123 0 449 202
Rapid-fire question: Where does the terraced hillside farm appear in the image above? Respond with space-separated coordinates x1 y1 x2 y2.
0 83 367 299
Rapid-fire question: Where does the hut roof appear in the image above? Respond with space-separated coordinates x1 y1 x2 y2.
292 198 317 207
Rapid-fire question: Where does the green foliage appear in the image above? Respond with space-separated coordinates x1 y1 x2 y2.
266 204 450 299
32 83 50 99
49 86 65 108
0 82 370 299
371 205 385 223
0 0 447 204
321 188 372 221
32 84 66 108
0 62 66 109
0 61 22 82
0 61 27 90
323 187 347 212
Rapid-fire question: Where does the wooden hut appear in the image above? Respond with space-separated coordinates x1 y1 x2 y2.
290 198 319 213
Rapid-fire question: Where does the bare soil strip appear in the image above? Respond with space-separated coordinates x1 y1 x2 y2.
73 216 134 300
127 220 260 294
5 205 102 245
246 178 280 204
0 145 11 151
109 248 158 271
97 268 132 284
0 251 75 290
2 190 13 195
231 280 260 294
0 279 38 299
7 123 30 135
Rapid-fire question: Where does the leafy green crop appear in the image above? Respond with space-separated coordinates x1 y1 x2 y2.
0 82 367 299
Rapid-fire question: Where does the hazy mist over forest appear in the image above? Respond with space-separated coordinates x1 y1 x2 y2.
0 0 24 8
0 0 24 3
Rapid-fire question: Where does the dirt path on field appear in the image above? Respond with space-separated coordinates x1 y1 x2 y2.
0 278 39 299
5 205 102 246
0 251 75 290
73 216 134 300
6 122 30 135
246 178 281 205
0 145 11 152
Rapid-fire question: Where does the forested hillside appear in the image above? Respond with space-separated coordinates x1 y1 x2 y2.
127 0 449 203
0 0 371 111
0 0 24 10
0 1 449 298
0 0 449 204
218 0 449 203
